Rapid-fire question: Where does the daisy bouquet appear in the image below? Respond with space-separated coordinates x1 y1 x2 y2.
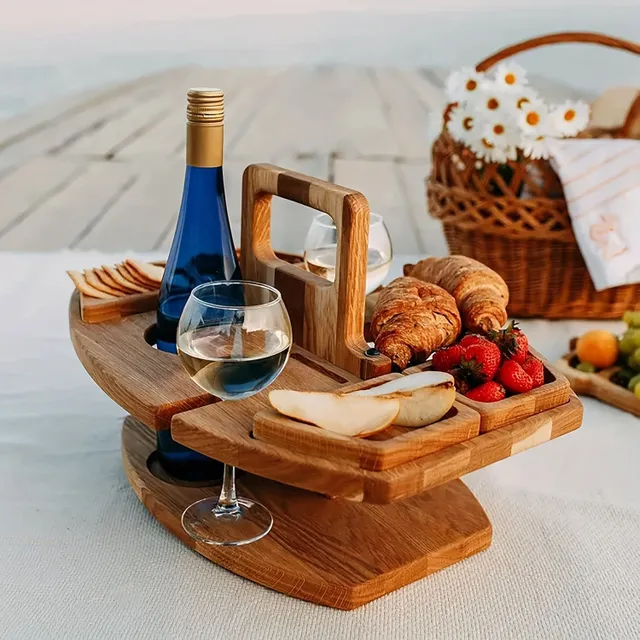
444 62 590 166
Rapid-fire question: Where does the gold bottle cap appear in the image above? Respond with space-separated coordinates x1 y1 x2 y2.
186 88 224 124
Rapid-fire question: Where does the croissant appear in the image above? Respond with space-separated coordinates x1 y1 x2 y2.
371 277 461 370
403 256 509 333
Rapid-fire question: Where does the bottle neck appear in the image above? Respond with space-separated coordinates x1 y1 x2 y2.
186 122 224 168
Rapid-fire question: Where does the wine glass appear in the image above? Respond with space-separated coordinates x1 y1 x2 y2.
303 212 392 294
176 281 292 546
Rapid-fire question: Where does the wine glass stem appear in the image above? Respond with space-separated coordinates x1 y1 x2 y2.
215 464 241 516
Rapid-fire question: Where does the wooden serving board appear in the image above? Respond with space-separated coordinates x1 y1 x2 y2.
77 253 304 324
555 346 640 417
405 349 571 433
253 374 481 471
123 416 492 610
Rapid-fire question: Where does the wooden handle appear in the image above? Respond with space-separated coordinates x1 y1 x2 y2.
476 31 640 72
240 163 390 379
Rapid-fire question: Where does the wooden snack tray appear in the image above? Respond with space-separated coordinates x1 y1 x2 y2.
555 342 640 417
253 373 481 471
404 349 571 433
69 164 585 610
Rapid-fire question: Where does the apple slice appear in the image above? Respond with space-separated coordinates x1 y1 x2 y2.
351 371 455 427
268 390 400 437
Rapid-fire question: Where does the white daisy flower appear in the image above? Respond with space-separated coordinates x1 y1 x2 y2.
473 87 508 117
493 61 528 90
470 137 508 164
505 87 539 114
521 136 550 160
447 104 480 146
445 67 485 103
550 100 590 137
518 99 549 137
483 117 519 150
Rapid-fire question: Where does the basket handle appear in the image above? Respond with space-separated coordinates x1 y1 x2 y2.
476 31 640 72
621 93 640 137
240 163 390 379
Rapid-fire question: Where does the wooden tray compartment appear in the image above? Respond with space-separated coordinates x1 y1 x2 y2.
405 349 571 433
555 344 640 417
253 373 481 471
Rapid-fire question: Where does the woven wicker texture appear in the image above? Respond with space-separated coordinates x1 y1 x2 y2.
428 32 640 319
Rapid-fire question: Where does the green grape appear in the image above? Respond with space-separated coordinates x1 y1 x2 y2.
628 348 640 372
623 311 640 328
628 373 640 392
633 330 640 348
576 362 596 373
619 331 638 356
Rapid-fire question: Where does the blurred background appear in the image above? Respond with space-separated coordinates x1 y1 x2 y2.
0 0 638 255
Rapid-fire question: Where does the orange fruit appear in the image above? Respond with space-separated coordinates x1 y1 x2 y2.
576 330 619 369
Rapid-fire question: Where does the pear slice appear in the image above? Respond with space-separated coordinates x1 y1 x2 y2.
269 390 400 438
351 371 455 428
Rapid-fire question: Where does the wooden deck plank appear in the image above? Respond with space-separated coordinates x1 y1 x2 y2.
333 158 422 254
0 68 193 172
117 68 254 159
74 158 184 252
0 161 136 250
372 69 431 159
0 156 84 238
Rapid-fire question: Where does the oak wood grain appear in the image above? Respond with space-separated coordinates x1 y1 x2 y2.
122 415 492 610
555 347 640 417
240 163 391 379
172 393 583 503
253 373 481 471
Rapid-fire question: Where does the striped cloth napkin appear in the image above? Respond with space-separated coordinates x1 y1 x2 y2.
548 138 640 291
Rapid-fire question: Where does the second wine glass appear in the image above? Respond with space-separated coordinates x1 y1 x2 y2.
303 212 392 294
176 280 292 546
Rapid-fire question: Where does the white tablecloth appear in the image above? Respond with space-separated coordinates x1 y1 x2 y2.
1 252 639 640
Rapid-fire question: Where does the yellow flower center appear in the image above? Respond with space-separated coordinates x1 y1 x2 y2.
564 109 576 121
487 98 500 110
526 112 540 126
517 97 530 109
466 79 477 91
463 116 474 131
505 73 516 85
482 138 494 149
493 124 505 135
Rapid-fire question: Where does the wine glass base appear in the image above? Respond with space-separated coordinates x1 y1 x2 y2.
181 494 273 546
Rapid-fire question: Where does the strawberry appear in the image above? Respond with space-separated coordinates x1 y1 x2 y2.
465 381 506 402
452 373 471 395
455 341 502 383
432 344 465 372
459 334 490 349
497 360 533 394
488 320 529 363
521 356 545 388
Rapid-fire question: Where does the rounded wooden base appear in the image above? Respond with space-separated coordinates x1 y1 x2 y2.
122 416 492 610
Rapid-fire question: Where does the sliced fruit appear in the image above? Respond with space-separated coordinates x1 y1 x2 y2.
351 371 455 427
576 330 619 369
269 390 399 437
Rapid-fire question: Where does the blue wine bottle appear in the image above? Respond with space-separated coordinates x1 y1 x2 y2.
156 88 240 481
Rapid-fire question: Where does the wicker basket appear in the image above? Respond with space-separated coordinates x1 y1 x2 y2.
428 32 640 319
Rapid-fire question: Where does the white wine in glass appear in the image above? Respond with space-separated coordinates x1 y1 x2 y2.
303 213 392 294
177 281 292 546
